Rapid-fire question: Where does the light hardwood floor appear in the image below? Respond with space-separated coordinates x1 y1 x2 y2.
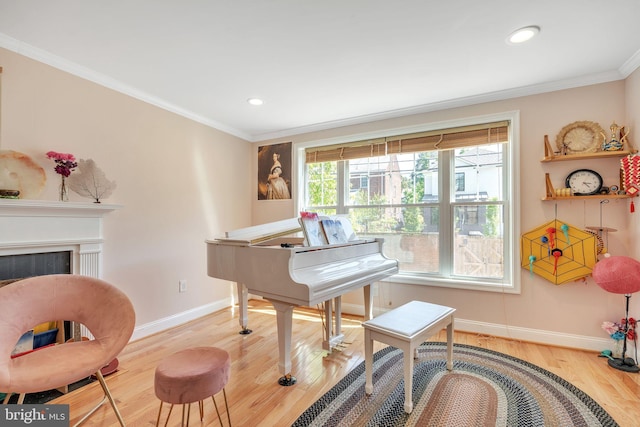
48 299 640 427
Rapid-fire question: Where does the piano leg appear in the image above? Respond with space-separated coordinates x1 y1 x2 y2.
323 301 332 351
363 284 373 320
269 300 297 386
322 297 345 352
334 296 342 342
236 282 252 334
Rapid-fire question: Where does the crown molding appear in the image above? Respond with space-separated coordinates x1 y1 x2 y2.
619 48 640 78
1 32 636 144
252 70 625 142
0 33 252 142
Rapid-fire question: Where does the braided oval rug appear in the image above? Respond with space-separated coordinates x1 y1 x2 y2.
292 342 618 427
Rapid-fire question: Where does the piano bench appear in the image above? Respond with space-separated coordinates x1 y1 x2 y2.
362 300 455 414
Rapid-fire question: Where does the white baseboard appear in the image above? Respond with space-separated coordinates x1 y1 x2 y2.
342 302 612 353
454 318 611 353
131 299 613 354
129 297 232 342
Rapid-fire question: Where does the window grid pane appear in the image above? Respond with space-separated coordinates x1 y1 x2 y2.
306 161 338 208
453 204 504 279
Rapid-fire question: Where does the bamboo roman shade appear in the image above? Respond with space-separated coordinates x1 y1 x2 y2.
305 121 509 164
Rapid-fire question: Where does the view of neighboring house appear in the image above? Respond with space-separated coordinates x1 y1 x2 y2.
347 145 503 236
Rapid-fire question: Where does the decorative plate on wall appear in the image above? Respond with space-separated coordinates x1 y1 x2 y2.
0 150 46 199
555 121 604 154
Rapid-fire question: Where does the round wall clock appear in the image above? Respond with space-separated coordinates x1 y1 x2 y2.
555 121 605 154
565 169 603 195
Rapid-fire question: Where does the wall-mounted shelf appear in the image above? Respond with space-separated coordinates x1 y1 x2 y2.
541 133 638 201
541 134 635 162
542 194 630 201
542 150 635 162
543 172 630 200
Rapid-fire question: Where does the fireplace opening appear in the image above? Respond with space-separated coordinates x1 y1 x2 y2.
1 251 73 345
0 251 72 284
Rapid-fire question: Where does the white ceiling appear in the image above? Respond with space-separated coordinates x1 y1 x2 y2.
1 1 640 142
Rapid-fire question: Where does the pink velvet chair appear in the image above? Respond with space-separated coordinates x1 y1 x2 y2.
0 274 135 426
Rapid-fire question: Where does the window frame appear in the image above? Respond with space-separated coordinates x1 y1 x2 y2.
294 111 521 294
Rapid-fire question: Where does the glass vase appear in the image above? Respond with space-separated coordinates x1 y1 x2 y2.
59 176 69 202
612 339 624 359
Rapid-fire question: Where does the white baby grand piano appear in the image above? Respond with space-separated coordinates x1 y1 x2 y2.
206 217 398 385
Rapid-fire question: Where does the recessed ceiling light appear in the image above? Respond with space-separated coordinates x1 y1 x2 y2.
247 98 264 106
507 26 540 44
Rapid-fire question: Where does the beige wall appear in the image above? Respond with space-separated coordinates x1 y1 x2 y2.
0 48 253 337
253 79 639 349
3 44 638 349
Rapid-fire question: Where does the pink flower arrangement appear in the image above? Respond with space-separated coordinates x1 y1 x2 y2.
602 318 637 341
46 151 77 177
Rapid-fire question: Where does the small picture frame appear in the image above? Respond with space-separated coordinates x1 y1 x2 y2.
299 212 327 246
321 219 348 244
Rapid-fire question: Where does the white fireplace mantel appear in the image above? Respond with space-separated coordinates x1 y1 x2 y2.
0 199 122 277
0 199 121 218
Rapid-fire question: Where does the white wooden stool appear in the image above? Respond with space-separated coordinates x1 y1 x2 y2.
363 300 455 413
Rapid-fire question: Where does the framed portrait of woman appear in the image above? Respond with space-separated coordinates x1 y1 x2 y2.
258 142 292 200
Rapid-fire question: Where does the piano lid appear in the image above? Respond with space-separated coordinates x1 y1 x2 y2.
213 217 302 245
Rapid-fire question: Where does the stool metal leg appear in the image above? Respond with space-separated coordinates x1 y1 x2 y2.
165 405 174 427
212 395 223 426
183 403 191 427
223 388 232 427
155 401 163 427
156 403 175 427
210 388 232 427
156 391 231 427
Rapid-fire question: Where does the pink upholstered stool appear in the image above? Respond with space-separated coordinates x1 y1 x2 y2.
154 347 231 427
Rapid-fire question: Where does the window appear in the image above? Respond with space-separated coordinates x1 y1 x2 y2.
299 113 519 292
